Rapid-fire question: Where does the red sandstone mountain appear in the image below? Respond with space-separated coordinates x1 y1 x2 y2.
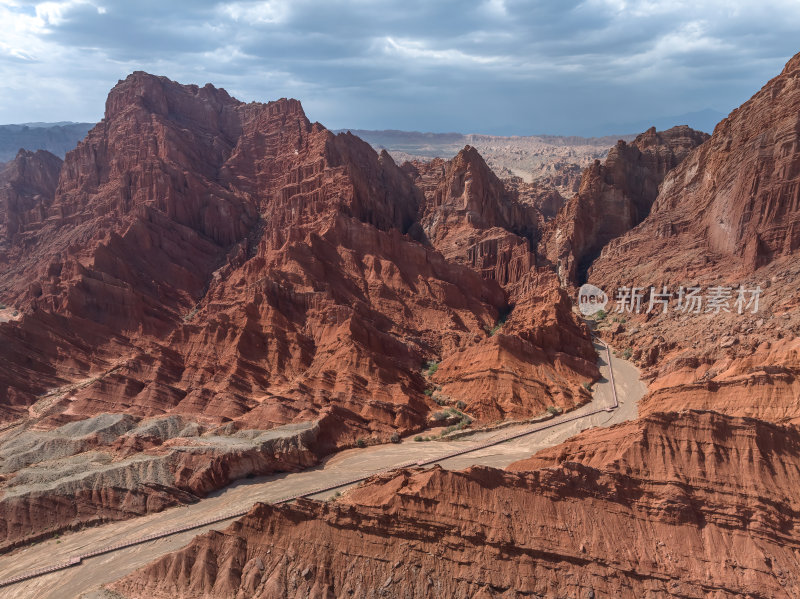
540 125 709 285
105 51 800 599
111 411 800 599
403 149 595 420
589 52 800 423
0 72 595 431
0 73 597 545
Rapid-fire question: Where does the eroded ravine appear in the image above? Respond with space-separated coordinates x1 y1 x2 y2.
0 341 646 599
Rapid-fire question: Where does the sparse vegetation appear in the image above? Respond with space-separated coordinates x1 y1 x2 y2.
595 309 606 320
12 310 18 317
414 435 423 442
0 303 5 310
486 307 512 336
546 406 560 416
356 438 366 448
183 306 199 322
424 360 439 377
622 347 633 360
390 432 400 444
455 400 467 410
434 407 473 437
582 382 592 391
424 388 434 396
433 396 447 406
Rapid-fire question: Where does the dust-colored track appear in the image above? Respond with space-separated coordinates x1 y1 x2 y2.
0 340 645 598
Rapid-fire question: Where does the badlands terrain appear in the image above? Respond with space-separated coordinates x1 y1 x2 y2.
0 51 798 599
342 128 633 194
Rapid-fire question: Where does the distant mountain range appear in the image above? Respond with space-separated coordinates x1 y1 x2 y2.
333 129 636 184
0 121 93 162
584 108 726 137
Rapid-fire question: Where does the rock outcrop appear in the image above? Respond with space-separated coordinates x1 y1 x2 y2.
410 146 541 288
111 411 800 599
0 149 62 251
540 125 709 285
589 52 800 423
403 149 597 420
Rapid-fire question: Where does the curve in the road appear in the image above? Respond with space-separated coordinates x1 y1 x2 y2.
0 339 620 590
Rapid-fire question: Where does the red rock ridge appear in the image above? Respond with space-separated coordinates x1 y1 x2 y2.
0 149 62 253
402 149 597 421
588 52 800 423
410 145 541 288
0 72 596 435
540 125 709 286
110 410 800 599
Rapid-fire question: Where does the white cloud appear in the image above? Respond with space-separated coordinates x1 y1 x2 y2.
379 36 506 66
219 1 289 24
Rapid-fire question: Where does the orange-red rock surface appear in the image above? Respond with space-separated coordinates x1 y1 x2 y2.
0 73 595 435
403 148 596 420
540 125 709 285
0 149 62 251
107 52 800 599
589 52 800 423
111 411 800 599
0 73 599 545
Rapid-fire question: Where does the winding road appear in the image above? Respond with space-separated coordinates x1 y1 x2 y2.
0 340 647 599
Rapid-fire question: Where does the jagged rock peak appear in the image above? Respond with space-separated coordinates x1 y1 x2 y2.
104 71 307 126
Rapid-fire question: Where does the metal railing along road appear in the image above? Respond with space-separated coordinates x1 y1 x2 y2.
0 340 621 589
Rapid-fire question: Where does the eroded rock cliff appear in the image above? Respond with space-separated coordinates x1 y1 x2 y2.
111 411 800 599
540 125 709 285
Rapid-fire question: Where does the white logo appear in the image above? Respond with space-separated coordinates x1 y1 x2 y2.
578 284 608 316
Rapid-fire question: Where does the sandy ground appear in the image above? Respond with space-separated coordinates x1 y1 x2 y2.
0 341 646 599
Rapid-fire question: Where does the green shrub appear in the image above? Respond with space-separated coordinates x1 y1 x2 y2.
425 360 439 376
414 435 423 442
455 400 466 410
595 309 606 320
356 438 366 448
546 406 560 416
582 382 592 391
0 304 5 310
424 388 433 396
390 432 400 444
622 347 633 360
12 310 18 317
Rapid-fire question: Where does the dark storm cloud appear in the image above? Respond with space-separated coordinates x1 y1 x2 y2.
0 0 798 134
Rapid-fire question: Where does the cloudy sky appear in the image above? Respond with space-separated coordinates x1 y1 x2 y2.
0 0 798 135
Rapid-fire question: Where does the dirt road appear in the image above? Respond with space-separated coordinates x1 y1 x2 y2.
0 341 646 599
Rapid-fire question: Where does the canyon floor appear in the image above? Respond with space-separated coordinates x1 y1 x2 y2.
0 339 645 599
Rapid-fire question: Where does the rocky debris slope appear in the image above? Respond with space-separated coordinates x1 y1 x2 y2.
589 52 800 423
0 413 321 552
110 410 800 599
540 125 709 285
